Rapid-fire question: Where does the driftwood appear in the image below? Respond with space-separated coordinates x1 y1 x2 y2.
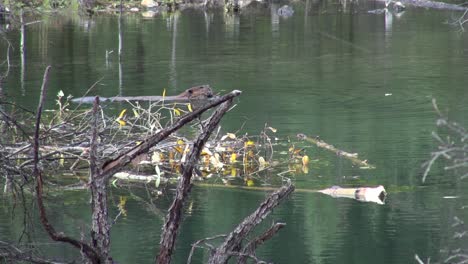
297 133 375 169
318 185 387 205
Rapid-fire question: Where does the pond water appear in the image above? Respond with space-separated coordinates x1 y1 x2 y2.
1 1 468 263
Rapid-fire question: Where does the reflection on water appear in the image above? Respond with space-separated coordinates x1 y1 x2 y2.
1 3 468 263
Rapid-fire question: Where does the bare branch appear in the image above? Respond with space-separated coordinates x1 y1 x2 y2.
237 222 286 264
422 99 468 182
187 234 227 264
208 181 294 264
32 66 100 264
100 90 242 181
0 240 68 264
157 97 237 264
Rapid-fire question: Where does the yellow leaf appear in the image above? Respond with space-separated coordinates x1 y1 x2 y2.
187 103 193 112
246 179 254 187
132 109 139 117
118 109 127 119
118 196 127 217
230 153 237 163
302 155 310 166
244 140 255 148
174 108 181 116
231 167 237 177
116 119 126 126
174 146 184 154
162 88 166 99
177 139 185 145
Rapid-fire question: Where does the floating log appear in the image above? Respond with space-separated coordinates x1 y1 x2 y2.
377 0 466 11
318 185 387 204
297 133 375 169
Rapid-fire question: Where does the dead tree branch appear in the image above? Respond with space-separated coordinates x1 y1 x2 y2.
297 133 374 169
208 181 294 264
422 99 468 183
32 66 100 263
187 234 227 264
451 8 468 31
0 240 66 264
88 97 113 263
157 97 237 264
237 222 286 264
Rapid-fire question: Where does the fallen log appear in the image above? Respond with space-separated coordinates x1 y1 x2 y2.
318 185 387 205
297 133 375 169
377 0 466 11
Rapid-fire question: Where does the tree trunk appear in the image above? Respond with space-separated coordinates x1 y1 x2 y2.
89 97 112 263
90 178 111 263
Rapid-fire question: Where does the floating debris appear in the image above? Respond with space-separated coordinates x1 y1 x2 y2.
318 185 387 204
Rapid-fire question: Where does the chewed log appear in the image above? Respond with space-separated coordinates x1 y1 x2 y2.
318 185 387 204
297 133 375 169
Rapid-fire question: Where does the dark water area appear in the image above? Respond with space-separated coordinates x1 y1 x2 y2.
1 1 468 263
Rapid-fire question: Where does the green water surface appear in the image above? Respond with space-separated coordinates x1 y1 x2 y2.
1 2 468 263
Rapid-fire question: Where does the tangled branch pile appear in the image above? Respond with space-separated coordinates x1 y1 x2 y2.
0 90 306 192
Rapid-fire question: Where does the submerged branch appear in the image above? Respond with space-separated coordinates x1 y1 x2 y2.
422 99 468 182
297 133 375 169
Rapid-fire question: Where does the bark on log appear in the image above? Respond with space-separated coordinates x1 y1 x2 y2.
157 98 236 264
89 97 112 263
208 181 294 264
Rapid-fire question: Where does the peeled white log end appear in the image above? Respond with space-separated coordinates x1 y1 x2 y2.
319 185 387 205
